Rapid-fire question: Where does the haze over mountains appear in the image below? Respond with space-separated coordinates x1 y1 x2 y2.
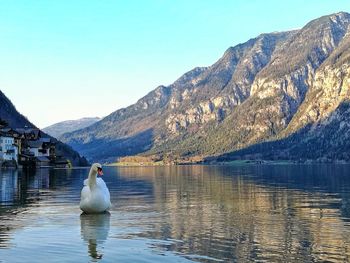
43 117 101 139
61 12 350 163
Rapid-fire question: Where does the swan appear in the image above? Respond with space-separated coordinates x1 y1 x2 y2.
80 163 111 213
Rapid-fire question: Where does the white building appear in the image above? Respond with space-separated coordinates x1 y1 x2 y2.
28 140 50 157
0 135 18 161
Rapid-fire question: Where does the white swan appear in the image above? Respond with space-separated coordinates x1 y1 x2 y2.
80 163 111 213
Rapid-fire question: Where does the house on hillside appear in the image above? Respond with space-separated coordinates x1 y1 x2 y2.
26 138 55 167
15 128 41 141
27 140 48 157
0 127 68 168
0 132 19 165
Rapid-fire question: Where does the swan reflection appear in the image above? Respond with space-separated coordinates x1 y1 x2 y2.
80 212 110 261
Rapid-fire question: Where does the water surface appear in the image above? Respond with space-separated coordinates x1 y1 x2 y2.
1 165 350 262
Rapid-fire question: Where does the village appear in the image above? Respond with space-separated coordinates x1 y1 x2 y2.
0 126 69 168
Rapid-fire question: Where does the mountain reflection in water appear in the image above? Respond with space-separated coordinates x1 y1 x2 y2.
0 165 350 262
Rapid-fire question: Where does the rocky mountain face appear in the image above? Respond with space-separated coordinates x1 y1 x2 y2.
43 117 101 139
0 90 89 166
62 12 350 163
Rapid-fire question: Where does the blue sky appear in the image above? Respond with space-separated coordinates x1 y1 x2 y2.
0 0 349 128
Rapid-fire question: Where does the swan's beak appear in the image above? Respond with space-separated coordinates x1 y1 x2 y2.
97 168 103 176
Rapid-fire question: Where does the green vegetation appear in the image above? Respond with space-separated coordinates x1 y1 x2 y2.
60 12 350 164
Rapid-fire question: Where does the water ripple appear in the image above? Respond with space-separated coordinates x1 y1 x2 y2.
1 165 350 262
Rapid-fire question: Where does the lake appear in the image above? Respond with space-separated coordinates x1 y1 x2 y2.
1 165 350 262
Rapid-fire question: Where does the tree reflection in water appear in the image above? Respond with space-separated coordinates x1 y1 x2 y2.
114 165 350 262
1 165 350 262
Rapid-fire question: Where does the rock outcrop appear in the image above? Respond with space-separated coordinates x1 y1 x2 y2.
61 12 350 163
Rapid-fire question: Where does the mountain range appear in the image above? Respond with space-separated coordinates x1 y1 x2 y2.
0 90 88 166
43 117 101 139
61 12 350 163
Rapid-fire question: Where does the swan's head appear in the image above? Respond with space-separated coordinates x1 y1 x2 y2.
92 163 103 176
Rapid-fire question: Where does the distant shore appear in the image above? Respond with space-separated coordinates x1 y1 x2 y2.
108 157 349 167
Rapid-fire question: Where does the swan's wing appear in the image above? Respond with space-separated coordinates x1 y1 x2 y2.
96 178 107 188
96 178 111 207
83 179 88 186
80 185 91 203
80 179 90 206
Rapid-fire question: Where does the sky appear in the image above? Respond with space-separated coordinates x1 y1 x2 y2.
0 0 349 128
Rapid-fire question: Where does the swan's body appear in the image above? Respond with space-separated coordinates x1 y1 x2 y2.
80 163 111 213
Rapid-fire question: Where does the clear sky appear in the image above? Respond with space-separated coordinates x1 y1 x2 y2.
0 0 349 128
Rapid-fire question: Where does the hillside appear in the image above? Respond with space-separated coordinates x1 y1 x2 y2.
62 12 350 163
0 90 89 166
43 117 101 139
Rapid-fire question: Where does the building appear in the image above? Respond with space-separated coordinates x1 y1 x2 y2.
0 127 67 168
35 156 51 167
0 134 18 162
27 140 49 157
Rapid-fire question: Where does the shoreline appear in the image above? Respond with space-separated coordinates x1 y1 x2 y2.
108 159 350 167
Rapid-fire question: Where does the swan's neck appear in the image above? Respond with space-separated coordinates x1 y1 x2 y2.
88 168 97 188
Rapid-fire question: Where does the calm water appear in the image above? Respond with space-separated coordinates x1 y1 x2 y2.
1 165 350 262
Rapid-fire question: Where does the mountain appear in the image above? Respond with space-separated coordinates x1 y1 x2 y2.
43 117 101 139
62 12 350 163
0 90 89 166
0 90 35 128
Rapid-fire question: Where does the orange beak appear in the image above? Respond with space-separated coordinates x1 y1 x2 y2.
98 168 103 176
